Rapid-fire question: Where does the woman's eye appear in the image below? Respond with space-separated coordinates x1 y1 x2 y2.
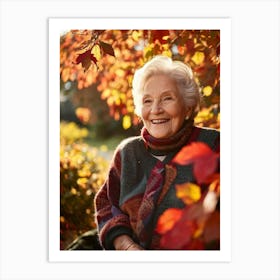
143 99 152 104
163 96 173 101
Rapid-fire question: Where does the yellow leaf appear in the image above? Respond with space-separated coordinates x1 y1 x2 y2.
191 51 205 65
77 178 88 189
176 182 201 205
144 44 154 60
78 168 91 178
115 69 125 77
122 115 131 130
101 89 111 99
70 187 77 195
194 108 214 124
162 49 172 57
91 44 101 60
203 86 213 96
132 30 142 41
115 98 121 106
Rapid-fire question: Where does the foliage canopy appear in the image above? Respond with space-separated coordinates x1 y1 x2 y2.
60 29 220 130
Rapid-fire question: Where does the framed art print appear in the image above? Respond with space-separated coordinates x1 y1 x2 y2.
49 17 231 262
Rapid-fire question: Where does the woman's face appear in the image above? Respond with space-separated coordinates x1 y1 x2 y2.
141 74 188 139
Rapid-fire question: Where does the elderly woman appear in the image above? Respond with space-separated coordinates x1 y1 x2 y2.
94 55 220 250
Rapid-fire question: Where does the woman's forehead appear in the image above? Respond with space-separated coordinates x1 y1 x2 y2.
143 74 177 92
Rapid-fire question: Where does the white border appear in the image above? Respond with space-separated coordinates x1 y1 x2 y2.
1 1 279 279
49 18 231 262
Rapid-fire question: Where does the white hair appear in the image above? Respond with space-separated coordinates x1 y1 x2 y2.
132 55 201 118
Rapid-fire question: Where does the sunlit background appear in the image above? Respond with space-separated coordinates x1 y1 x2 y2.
59 29 220 249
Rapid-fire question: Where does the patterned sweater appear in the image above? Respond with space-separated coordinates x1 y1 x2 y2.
94 126 220 250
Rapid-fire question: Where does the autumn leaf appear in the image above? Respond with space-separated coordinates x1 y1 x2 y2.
173 142 219 184
75 49 97 71
156 201 220 249
132 30 142 41
203 85 213 96
156 208 183 234
75 107 91 124
208 176 220 193
91 44 101 60
159 219 196 249
77 177 88 189
151 30 170 44
158 207 197 249
182 238 205 250
177 45 185 55
176 182 201 205
186 38 195 52
203 211 220 243
99 41 115 57
191 51 205 65
122 115 131 130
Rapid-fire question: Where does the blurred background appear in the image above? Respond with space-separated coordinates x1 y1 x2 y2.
59 29 220 249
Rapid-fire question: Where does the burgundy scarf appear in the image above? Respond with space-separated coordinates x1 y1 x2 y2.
141 119 194 155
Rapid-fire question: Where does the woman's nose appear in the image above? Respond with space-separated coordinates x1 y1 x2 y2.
150 101 163 114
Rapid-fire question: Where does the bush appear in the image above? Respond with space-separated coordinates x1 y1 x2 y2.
60 122 109 249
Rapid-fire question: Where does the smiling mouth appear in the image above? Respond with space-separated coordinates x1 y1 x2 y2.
151 119 169 124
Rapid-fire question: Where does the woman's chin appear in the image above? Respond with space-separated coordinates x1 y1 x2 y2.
149 131 170 139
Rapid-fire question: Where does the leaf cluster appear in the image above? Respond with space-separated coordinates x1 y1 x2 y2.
60 29 220 130
60 122 109 249
156 142 220 250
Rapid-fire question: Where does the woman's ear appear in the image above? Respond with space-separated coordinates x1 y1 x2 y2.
185 108 193 120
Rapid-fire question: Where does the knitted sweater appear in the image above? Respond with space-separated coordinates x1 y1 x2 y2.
94 126 220 250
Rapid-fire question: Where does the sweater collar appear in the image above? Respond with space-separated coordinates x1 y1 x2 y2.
141 119 194 156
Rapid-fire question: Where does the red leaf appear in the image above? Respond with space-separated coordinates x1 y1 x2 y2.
99 41 115 57
76 49 89 64
159 207 198 249
156 195 220 249
185 38 194 52
182 239 205 250
203 211 220 243
75 49 97 71
159 219 196 249
173 142 219 184
90 54 97 64
151 30 170 44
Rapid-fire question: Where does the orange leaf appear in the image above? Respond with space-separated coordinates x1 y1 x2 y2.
209 177 220 194
173 142 219 184
75 107 91 124
155 208 183 234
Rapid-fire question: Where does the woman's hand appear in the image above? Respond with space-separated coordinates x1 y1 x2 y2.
113 234 144 250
